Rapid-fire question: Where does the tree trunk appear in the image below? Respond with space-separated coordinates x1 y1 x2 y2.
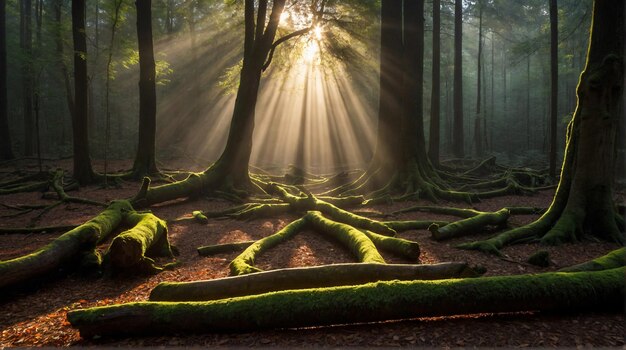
474 2 483 156
0 0 13 160
71 0 95 184
549 0 558 178
150 262 482 302
132 0 160 178
53 0 74 149
428 0 441 166
20 0 34 156
369 0 403 183
68 267 625 338
526 53 531 150
452 0 464 158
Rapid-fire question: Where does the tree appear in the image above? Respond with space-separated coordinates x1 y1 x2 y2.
460 0 624 254
132 0 160 178
72 0 96 184
428 0 441 167
133 0 302 206
20 0 34 156
549 0 558 178
452 0 464 158
0 0 13 160
474 0 483 157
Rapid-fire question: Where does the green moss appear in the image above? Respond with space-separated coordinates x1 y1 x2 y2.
383 220 449 232
361 230 420 261
68 267 626 336
305 211 385 264
192 211 209 224
0 201 131 289
527 250 551 267
229 218 307 275
560 247 626 272
430 208 510 241
197 241 255 256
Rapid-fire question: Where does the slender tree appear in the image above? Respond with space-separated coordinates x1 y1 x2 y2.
71 0 95 184
428 0 441 166
474 0 483 156
132 0 160 178
549 0 558 178
20 0 34 156
452 0 464 158
0 0 13 160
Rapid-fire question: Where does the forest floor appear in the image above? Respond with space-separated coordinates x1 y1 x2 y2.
0 159 624 347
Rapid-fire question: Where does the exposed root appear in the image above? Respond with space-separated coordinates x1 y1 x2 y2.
429 208 510 241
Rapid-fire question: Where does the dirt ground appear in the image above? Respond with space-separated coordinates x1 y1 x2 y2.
0 159 624 347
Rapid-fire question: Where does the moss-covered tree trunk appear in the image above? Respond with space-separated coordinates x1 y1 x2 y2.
132 0 160 178
460 0 624 254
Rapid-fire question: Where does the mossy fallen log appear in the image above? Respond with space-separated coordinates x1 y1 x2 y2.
150 262 481 301
229 218 307 275
0 201 131 289
305 211 386 264
429 208 510 241
559 247 626 272
360 230 420 261
197 241 256 257
68 267 625 338
107 212 174 274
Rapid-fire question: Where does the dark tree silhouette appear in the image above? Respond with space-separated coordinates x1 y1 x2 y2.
132 0 160 178
0 0 13 160
452 0 464 158
428 0 441 167
549 0 558 178
71 0 95 184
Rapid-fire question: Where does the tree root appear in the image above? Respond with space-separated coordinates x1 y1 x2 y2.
68 267 625 337
0 225 78 234
197 241 256 256
559 247 625 272
150 262 484 301
429 208 510 241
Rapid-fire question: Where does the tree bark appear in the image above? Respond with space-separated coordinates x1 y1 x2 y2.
71 0 95 184
0 0 13 160
428 0 441 166
452 0 464 158
132 0 160 178
150 262 482 302
68 267 625 338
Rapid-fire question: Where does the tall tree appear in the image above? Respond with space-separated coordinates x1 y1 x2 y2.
132 0 160 178
474 0 483 156
20 0 34 156
452 0 464 158
428 0 441 166
0 0 13 160
549 0 558 178
461 0 624 253
72 0 95 184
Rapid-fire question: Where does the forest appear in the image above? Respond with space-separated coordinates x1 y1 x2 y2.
0 0 624 347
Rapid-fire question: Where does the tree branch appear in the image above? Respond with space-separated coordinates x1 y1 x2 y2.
262 27 311 71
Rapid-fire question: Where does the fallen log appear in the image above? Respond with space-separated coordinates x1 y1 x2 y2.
429 208 510 241
0 201 131 289
150 262 482 301
68 267 625 338
360 230 420 261
107 211 174 274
